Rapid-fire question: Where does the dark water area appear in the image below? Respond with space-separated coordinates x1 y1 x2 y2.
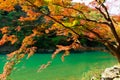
0 51 118 80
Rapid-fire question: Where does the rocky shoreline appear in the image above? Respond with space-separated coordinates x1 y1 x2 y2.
91 65 120 80
101 65 120 80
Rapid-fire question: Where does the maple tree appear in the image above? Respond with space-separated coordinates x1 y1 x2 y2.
0 0 120 79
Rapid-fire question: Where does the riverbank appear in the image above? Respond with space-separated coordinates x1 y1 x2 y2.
0 45 106 54
0 45 18 53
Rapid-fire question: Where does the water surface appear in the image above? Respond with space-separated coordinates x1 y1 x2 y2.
0 51 117 80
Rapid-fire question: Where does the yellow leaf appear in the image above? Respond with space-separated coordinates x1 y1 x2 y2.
63 20 79 27
34 0 43 7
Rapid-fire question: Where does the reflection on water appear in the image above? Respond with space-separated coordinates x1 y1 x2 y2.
0 51 118 80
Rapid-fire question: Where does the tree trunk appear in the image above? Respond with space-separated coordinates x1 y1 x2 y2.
105 43 120 63
115 51 120 63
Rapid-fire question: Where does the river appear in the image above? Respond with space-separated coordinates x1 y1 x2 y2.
0 51 118 80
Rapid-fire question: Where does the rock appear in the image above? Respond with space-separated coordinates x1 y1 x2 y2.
101 65 120 80
113 78 120 80
91 76 97 80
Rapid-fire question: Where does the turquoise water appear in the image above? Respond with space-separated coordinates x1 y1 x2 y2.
0 51 118 80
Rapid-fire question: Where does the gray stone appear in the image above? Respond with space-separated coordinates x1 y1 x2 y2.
101 65 120 80
113 78 120 80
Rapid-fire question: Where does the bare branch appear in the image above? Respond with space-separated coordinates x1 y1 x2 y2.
95 1 120 46
95 7 108 20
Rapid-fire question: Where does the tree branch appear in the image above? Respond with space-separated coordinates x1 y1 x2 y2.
104 42 118 56
26 0 120 50
47 15 81 36
51 14 109 25
99 2 120 46
95 6 108 20
25 0 82 37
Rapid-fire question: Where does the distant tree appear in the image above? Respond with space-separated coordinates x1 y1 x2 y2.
0 0 120 79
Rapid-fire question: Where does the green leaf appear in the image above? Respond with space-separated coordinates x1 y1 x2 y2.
39 6 50 15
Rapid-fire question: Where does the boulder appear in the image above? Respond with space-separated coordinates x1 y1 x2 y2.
101 65 120 80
